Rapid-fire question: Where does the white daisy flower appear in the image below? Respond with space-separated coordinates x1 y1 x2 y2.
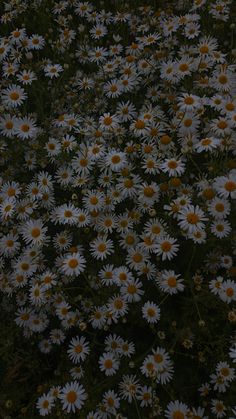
90 236 114 260
219 280 236 303
1 84 27 108
67 336 90 364
120 278 144 302
59 381 87 413
99 112 120 130
105 149 127 172
154 235 179 261
207 197 230 219
0 114 18 137
213 172 236 199
29 34 45 49
99 352 120 376
15 116 37 139
160 158 186 177
36 393 55 416
142 301 161 323
177 204 208 233
60 252 86 276
157 270 185 294
211 219 231 238
44 63 63 78
165 400 189 419
20 219 48 246
194 136 220 152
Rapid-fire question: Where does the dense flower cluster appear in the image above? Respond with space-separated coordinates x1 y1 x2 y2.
0 0 236 417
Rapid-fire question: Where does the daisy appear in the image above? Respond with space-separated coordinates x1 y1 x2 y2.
89 306 107 329
38 339 52 354
219 280 236 303
160 60 178 83
99 265 116 286
20 219 48 246
154 235 179 261
117 175 141 199
209 276 224 296
208 197 230 219
120 279 144 302
29 34 45 49
144 218 167 239
120 340 135 358
118 374 141 403
82 190 105 211
197 36 218 56
99 113 120 130
140 355 157 378
59 381 87 413
211 220 231 238
190 407 208 419
15 307 32 327
216 361 235 382
105 334 123 354
36 393 55 416
90 236 114 260
213 173 236 199
116 100 137 122
102 390 120 413
0 114 17 138
160 158 186 177
45 138 61 156
60 252 86 276
1 84 27 108
104 79 123 98
0 197 15 221
0 233 20 257
105 149 127 172
67 336 90 364
177 93 201 112
15 116 37 139
136 386 153 408
126 246 149 270
53 203 80 225
130 118 149 137
137 182 159 205
50 329 66 345
211 399 226 418
113 266 134 285
177 204 208 233
165 400 189 419
61 134 77 153
157 270 185 294
99 352 120 376
10 28 26 43
142 301 161 323
188 229 207 244
152 347 173 372
53 231 72 252
70 366 84 380
55 166 74 186
55 301 71 320
195 137 220 153
29 283 46 306
44 63 63 78
16 69 37 85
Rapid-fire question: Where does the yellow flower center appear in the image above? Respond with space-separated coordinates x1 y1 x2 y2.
68 259 79 268
66 391 77 404
186 213 200 224
31 228 41 238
